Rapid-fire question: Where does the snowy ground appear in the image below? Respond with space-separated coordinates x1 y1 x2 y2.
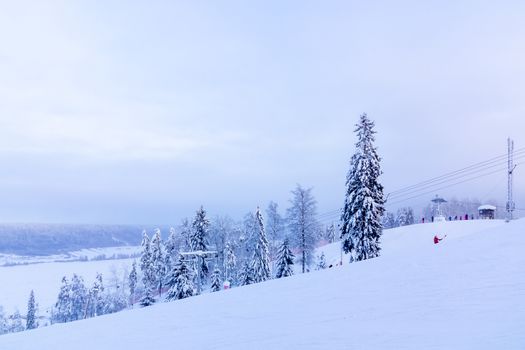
0 219 524 349
0 245 141 266
0 258 134 314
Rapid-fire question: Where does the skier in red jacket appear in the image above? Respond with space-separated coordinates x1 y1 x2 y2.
434 235 446 244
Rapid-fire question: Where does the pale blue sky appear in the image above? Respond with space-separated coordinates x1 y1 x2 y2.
0 1 524 224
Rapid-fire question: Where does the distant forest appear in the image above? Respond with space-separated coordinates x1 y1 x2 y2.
0 224 151 255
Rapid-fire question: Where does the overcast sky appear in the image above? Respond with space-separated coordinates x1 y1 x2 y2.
0 1 524 225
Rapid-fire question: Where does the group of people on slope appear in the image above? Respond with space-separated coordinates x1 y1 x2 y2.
422 213 474 223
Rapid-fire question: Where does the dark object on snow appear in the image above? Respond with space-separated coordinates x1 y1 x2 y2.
433 235 446 244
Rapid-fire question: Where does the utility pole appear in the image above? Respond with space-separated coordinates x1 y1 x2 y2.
506 138 516 222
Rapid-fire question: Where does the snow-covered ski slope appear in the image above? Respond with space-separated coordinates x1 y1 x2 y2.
2 219 524 349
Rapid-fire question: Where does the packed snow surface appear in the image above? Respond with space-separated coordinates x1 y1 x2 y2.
1 219 524 349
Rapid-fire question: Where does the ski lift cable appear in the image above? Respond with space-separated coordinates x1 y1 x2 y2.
386 166 516 207
387 148 525 196
387 154 525 200
388 147 525 195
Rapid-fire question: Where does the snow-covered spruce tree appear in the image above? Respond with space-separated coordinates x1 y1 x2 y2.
166 255 195 301
191 206 210 284
316 252 327 270
128 261 138 306
140 285 156 307
140 231 154 284
164 227 178 275
405 207 415 225
53 276 71 323
395 207 415 227
210 266 222 292
101 291 127 315
224 242 237 284
251 207 271 283
70 274 88 321
340 113 385 262
179 218 192 252
88 273 105 317
26 290 37 330
275 238 294 278
240 212 257 264
325 223 336 243
287 184 320 273
0 307 8 335
191 206 209 251
151 228 166 297
395 209 405 227
382 212 396 229
239 261 254 286
165 227 179 258
139 231 156 307
266 201 285 263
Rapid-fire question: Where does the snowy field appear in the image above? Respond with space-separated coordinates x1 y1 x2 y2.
0 218 523 349
0 245 141 266
0 258 134 314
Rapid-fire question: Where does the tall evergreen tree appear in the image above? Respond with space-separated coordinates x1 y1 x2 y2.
128 261 138 306
139 231 156 307
164 227 178 274
266 201 285 263
239 261 254 286
340 113 385 262
179 218 192 252
190 206 210 252
242 212 257 256
140 230 154 289
26 290 37 330
325 223 336 243
151 228 166 296
191 206 210 286
287 184 320 273
166 255 195 300
224 242 237 284
53 276 71 323
251 207 271 283
88 273 105 317
275 238 294 278
210 266 222 292
165 227 179 258
70 274 88 321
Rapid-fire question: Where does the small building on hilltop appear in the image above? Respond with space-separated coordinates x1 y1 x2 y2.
478 205 496 219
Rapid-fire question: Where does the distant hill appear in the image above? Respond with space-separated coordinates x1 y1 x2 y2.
0 223 155 255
